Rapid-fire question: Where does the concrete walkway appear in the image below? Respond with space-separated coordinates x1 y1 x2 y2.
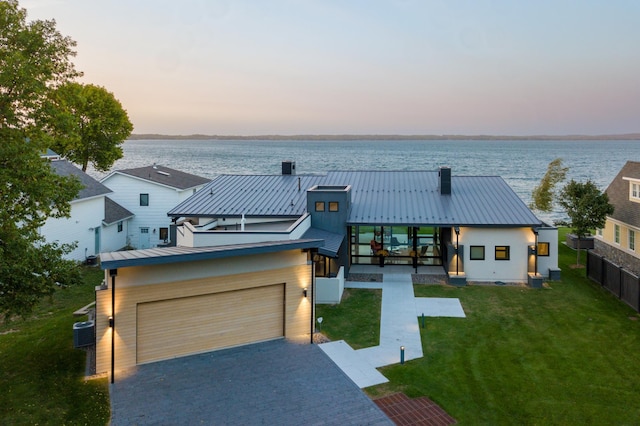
318 274 465 388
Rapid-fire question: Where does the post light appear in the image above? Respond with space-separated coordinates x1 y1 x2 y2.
400 346 405 365
454 226 460 275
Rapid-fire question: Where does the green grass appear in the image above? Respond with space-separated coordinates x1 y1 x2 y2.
316 288 382 349
0 267 110 425
322 229 640 424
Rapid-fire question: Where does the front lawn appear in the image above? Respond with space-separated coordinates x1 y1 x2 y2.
316 288 382 349
323 229 640 424
0 267 110 425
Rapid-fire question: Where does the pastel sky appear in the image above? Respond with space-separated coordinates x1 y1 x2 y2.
22 0 640 135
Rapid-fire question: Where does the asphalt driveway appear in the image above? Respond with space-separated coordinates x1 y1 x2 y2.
109 339 392 425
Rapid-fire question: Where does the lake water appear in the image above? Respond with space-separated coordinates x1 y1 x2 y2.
88 138 640 225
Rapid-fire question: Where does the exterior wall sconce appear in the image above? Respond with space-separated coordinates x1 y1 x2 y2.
303 288 308 298
108 316 114 327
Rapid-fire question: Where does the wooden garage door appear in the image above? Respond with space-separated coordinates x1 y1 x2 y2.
137 284 284 364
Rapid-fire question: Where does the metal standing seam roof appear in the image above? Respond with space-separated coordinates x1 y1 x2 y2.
301 228 345 257
49 159 112 200
100 239 324 269
105 165 211 190
168 174 327 218
168 170 542 227
605 161 640 227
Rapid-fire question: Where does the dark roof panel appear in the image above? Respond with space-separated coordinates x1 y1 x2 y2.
302 227 344 257
605 161 640 227
50 159 112 200
116 165 210 190
104 197 134 225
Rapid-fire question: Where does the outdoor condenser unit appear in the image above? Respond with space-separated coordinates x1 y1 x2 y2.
73 320 95 348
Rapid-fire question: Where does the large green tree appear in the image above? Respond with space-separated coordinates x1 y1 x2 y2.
558 179 614 266
0 0 83 319
47 82 133 171
530 158 568 212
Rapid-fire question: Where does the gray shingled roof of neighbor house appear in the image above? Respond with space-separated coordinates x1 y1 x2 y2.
605 160 640 228
169 170 542 227
103 197 135 225
49 159 112 200
113 165 211 190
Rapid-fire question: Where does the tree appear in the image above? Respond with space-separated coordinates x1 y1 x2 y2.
47 82 133 172
0 0 83 319
558 179 614 266
530 158 568 212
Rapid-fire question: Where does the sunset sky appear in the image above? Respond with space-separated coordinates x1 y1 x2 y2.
23 0 640 136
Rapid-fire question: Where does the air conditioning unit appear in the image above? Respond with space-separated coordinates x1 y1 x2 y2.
73 320 95 348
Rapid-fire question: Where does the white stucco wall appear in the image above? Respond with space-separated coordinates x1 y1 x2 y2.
536 227 559 276
460 227 534 282
40 196 104 261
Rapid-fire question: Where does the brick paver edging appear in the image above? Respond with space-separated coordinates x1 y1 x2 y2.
374 393 456 425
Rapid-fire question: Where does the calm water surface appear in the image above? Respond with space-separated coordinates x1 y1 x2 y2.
89 139 640 224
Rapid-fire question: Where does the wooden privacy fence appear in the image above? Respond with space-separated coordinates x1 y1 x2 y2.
587 251 640 312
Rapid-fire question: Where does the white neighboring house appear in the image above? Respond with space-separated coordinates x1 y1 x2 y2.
42 158 133 262
100 165 210 249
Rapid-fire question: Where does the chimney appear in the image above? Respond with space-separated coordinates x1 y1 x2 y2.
282 161 296 175
439 166 451 195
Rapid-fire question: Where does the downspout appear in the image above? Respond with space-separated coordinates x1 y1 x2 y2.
310 250 316 344
110 268 117 384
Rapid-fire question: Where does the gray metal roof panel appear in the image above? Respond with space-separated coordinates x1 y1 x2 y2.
169 170 541 227
100 239 324 269
301 227 344 257
169 174 326 217
115 165 210 190
50 159 112 200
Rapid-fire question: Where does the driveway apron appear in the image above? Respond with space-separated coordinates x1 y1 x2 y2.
109 339 392 425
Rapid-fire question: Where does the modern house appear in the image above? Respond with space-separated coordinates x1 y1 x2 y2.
167 162 559 285
100 165 210 249
94 162 558 377
594 161 640 275
42 158 132 261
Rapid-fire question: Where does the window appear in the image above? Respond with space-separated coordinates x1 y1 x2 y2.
630 230 635 251
614 224 620 244
470 245 485 260
632 183 640 200
537 242 550 256
495 246 510 260
140 193 149 206
159 227 169 242
315 201 325 211
117 221 123 233
329 201 339 212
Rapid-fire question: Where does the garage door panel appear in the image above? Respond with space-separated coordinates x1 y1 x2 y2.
137 284 284 364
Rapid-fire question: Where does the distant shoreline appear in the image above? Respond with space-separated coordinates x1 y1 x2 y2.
128 133 640 141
